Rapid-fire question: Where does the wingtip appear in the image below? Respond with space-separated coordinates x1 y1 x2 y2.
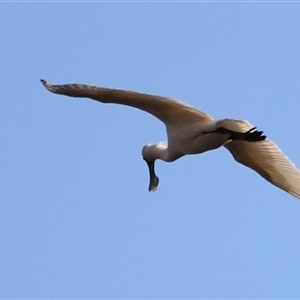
40 79 53 91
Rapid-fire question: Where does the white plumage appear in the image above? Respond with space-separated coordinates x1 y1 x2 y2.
41 79 300 200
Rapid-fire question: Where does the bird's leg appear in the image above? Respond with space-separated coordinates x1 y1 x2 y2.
203 127 266 142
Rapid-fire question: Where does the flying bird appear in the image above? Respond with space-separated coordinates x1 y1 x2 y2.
40 79 300 200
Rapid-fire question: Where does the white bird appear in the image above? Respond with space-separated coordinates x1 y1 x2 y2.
41 79 300 200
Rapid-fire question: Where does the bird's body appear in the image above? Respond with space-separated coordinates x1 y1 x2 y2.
41 79 300 200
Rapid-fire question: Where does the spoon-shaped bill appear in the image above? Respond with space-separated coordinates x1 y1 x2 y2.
144 159 159 192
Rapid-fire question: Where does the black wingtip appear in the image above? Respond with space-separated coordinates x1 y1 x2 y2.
40 79 46 84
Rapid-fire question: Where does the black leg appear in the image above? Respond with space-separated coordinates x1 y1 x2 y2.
203 127 266 142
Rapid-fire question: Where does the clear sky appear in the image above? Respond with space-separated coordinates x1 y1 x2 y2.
1 2 300 299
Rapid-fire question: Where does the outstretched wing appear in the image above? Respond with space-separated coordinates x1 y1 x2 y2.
41 80 213 126
224 138 300 200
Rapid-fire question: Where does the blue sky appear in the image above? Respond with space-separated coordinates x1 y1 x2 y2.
1 2 300 299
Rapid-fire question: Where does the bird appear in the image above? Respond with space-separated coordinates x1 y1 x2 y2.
40 79 300 200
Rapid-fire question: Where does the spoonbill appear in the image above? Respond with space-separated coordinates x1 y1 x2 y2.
41 79 300 200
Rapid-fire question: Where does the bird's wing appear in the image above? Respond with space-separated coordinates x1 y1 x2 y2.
224 139 300 200
41 80 213 125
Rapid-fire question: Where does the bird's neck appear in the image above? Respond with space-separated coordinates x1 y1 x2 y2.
147 143 183 162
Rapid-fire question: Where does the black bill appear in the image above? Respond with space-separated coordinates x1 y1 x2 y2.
144 159 159 192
